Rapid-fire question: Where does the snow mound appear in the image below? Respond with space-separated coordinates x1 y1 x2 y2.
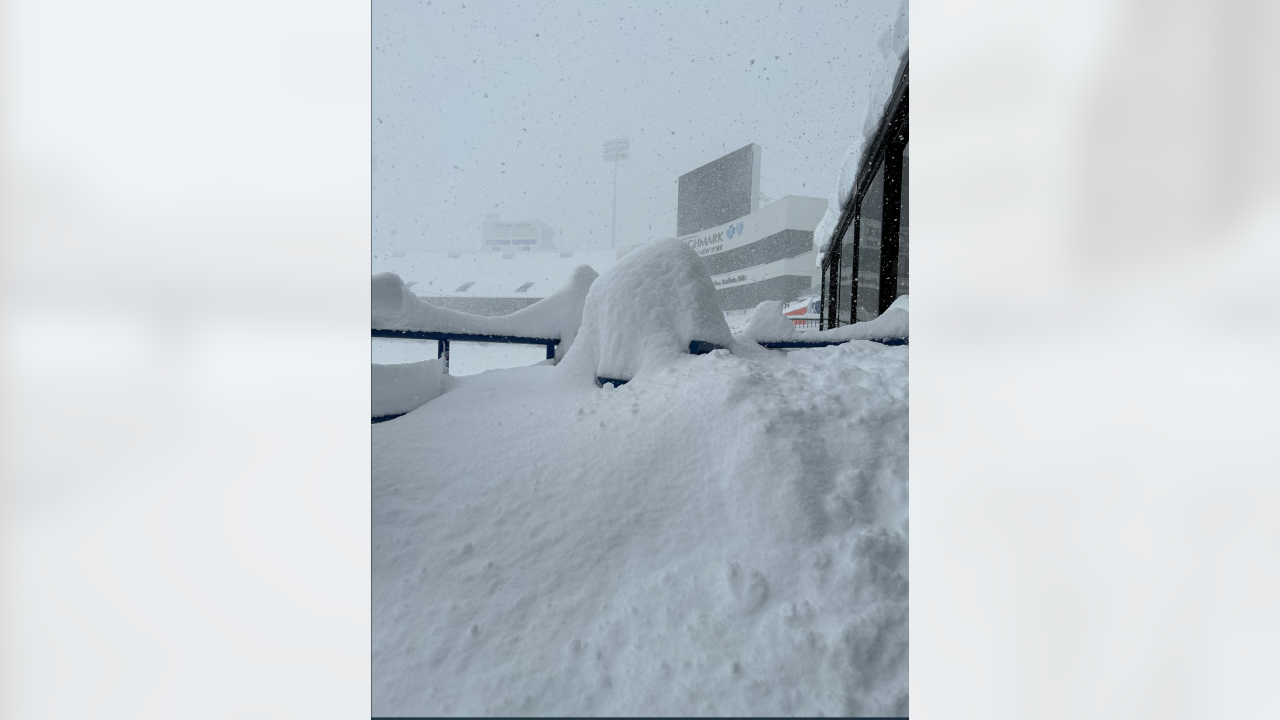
741 300 801 342
372 264 598 358
740 295 909 344
372 358 444 418
560 238 735 382
373 340 909 716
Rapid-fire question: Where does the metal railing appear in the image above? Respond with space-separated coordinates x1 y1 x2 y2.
372 328 559 375
758 337 907 350
372 328 563 424
372 328 906 424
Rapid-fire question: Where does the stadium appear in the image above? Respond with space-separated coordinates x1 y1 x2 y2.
373 143 831 331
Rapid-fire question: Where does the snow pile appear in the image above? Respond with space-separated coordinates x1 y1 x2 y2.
740 300 803 343
372 358 444 418
373 264 599 358
740 296 909 344
373 338 909 716
559 238 737 383
812 0 909 256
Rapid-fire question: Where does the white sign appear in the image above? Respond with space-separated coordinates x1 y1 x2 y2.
710 257 783 289
679 215 755 258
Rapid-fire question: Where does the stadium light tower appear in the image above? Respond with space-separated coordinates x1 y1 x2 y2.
603 137 629 248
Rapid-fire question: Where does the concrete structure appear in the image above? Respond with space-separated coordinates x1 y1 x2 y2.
481 217 556 252
821 56 908 328
679 195 828 311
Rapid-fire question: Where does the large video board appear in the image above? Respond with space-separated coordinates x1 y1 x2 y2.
677 144 761 237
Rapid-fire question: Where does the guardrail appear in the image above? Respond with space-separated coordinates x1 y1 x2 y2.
758 337 908 349
373 330 907 418
598 337 906 387
372 328 559 374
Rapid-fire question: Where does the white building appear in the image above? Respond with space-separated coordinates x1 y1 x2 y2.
481 217 556 252
679 195 828 312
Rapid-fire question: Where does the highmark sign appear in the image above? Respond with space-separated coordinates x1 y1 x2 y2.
680 216 754 258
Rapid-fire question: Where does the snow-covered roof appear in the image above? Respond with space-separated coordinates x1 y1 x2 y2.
373 249 621 299
813 0 909 255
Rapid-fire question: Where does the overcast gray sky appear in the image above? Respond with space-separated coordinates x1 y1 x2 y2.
373 0 899 252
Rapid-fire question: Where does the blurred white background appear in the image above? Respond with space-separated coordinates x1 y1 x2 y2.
1 0 1277 718
0 1 370 717
913 0 1280 717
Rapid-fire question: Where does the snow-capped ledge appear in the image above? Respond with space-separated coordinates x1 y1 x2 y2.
372 265 598 357
739 295 909 344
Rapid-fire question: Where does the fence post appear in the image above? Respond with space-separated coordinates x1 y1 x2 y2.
438 339 450 374
546 343 555 361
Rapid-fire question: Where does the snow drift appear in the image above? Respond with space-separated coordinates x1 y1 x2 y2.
740 295 910 344
372 358 445 418
372 264 599 359
559 238 738 383
373 339 909 716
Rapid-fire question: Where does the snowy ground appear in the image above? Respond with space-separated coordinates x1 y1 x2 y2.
372 339 908 716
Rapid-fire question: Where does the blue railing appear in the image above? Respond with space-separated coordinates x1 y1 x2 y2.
373 329 907 417
372 328 559 374
758 337 908 349
372 328 563 424
596 336 905 387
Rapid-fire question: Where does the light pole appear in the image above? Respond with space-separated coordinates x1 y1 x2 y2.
603 137 629 248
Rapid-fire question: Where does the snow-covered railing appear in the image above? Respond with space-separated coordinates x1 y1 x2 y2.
371 266 599 423
759 337 908 350
371 328 558 374
372 266 598 375
739 296 909 350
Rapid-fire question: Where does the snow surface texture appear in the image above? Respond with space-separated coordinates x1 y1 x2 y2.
373 339 909 716
559 238 749 383
372 358 444 418
372 264 599 359
741 296 910 344
812 0 909 256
